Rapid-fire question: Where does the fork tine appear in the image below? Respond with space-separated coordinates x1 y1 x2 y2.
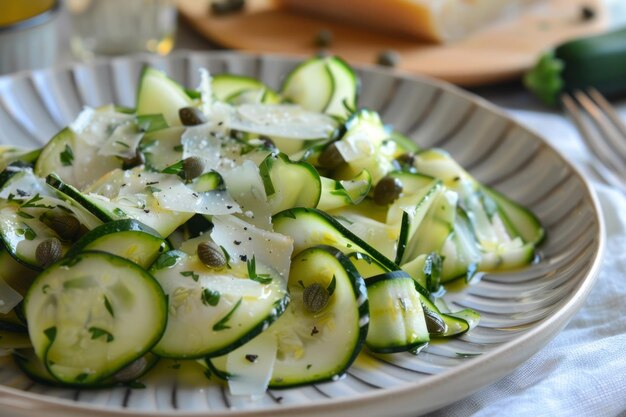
587 88 626 140
562 93 624 172
580 89 626 162
562 93 626 193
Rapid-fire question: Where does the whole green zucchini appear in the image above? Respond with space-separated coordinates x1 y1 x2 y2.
524 27 626 106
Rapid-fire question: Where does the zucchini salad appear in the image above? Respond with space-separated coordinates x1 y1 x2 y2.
0 57 544 394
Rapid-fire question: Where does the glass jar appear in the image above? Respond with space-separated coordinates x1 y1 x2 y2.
66 0 178 60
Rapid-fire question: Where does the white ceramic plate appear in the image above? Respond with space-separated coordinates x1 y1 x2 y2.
0 52 604 417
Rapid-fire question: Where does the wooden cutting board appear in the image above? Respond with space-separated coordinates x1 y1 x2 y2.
178 0 608 86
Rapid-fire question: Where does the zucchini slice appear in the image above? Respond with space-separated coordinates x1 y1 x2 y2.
365 271 429 353
270 245 368 388
212 74 281 104
324 56 359 119
0 198 71 270
259 152 321 215
347 252 389 279
281 57 334 112
136 67 194 127
273 207 398 273
150 250 289 359
318 169 371 211
13 349 159 388
47 169 224 238
207 246 369 389
34 104 150 189
0 146 41 172
66 219 168 268
24 251 167 385
34 127 122 190
482 185 544 246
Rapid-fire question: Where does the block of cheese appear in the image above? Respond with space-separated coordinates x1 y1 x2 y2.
275 0 533 43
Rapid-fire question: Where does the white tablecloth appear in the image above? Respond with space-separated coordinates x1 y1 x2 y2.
428 110 626 417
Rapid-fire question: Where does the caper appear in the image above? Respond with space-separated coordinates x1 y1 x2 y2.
377 49 400 67
210 0 245 15
395 152 416 168
121 149 145 169
179 106 207 126
580 5 595 21
114 357 147 382
183 156 205 181
41 212 81 241
314 29 333 48
373 176 403 205
302 283 330 313
35 238 62 268
423 307 447 335
317 142 345 169
197 241 226 269
259 135 276 150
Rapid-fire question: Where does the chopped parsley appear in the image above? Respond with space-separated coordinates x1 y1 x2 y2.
104 295 115 318
60 144 74 166
213 298 242 331
154 252 179 269
162 160 184 175
88 327 114 343
180 270 199 282
201 288 220 306
21 193 54 209
247 256 272 284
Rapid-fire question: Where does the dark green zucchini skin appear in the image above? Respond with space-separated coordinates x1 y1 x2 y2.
524 28 626 105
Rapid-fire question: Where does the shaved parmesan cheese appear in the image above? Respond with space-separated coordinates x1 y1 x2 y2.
154 187 241 216
0 168 54 200
197 273 263 298
71 106 136 147
98 122 144 159
225 330 278 396
211 215 293 279
181 124 236 173
198 68 213 117
231 104 336 139
334 129 376 162
69 106 97 133
221 160 272 231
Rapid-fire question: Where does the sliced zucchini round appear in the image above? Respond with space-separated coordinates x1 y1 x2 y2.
268 245 368 388
273 207 400 273
281 57 334 112
150 250 289 359
0 199 70 270
0 147 41 173
66 219 168 268
259 152 321 215
324 56 359 119
212 74 281 104
365 271 429 353
24 251 167 385
13 349 159 388
136 67 194 127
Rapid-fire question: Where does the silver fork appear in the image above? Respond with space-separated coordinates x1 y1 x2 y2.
561 88 626 194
